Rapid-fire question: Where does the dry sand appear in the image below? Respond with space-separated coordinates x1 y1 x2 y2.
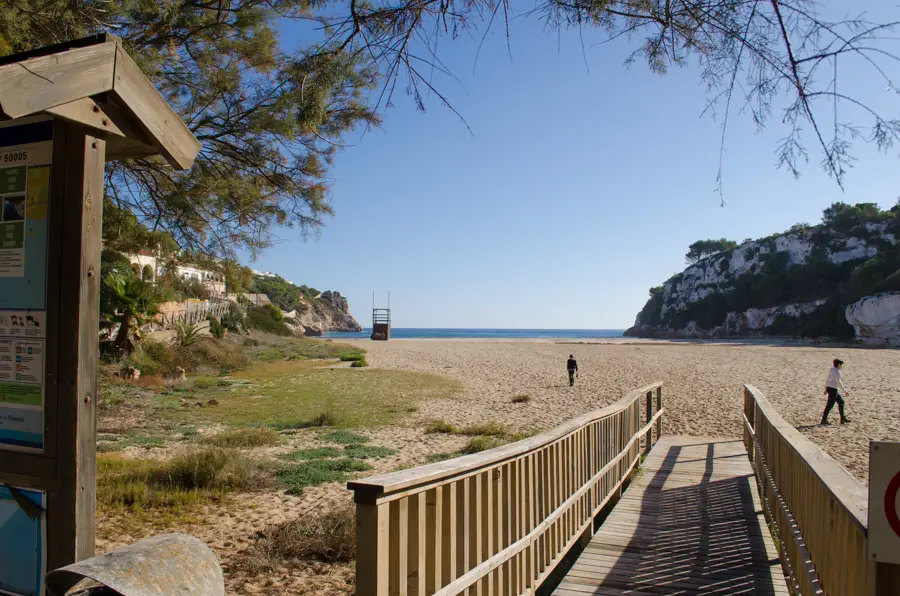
356 338 900 482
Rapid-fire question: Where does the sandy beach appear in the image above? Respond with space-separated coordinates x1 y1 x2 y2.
356 338 900 483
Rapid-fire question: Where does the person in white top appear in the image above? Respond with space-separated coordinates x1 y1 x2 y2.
821 358 850 425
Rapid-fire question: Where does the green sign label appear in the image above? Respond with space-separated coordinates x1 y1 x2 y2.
0 222 24 249
0 166 26 194
0 383 41 407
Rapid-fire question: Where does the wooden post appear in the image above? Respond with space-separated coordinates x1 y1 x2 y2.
47 122 105 569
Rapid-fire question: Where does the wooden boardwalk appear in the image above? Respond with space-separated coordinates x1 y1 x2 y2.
553 436 789 596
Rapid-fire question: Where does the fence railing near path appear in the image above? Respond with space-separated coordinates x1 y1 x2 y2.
348 382 664 596
743 384 870 595
147 301 229 331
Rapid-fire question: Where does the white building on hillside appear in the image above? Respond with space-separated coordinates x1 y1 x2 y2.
127 251 159 282
170 264 227 298
125 252 227 299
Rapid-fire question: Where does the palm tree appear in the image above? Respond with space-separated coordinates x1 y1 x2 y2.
100 272 164 355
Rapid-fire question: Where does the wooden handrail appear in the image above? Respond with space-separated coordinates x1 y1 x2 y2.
743 384 870 595
350 382 664 596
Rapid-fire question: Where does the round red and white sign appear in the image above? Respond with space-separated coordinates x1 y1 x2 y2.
886 470 900 539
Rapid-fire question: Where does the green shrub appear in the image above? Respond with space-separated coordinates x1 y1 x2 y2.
343 445 397 459
263 303 284 322
208 316 225 339
338 352 366 362
350 358 368 368
277 459 372 494
193 377 216 390
221 304 247 333
247 306 292 336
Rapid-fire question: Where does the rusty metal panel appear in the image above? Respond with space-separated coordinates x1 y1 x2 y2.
45 534 224 595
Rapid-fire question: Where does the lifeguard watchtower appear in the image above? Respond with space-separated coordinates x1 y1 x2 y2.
371 292 391 341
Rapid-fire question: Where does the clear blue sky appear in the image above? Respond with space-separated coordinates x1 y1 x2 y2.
245 3 899 329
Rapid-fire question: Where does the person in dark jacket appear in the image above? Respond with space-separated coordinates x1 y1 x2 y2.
567 354 578 387
822 358 850 425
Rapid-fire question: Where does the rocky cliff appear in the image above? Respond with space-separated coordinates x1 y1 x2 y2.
288 290 362 336
249 275 362 335
625 202 900 343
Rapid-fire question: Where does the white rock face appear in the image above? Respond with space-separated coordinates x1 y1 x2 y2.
845 293 900 345
628 222 898 338
658 225 893 319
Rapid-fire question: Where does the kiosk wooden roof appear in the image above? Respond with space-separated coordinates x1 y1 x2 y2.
0 34 200 169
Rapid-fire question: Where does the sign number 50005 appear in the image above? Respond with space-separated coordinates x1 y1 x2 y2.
2 150 28 164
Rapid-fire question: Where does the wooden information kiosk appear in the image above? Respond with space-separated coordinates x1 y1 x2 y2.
0 34 199 595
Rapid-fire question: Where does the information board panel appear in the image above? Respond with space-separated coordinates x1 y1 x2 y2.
0 484 46 596
0 119 51 454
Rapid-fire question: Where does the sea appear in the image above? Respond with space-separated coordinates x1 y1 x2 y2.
322 328 626 340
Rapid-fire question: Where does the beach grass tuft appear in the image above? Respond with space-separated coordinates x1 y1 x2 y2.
512 394 532 403
425 420 460 434
241 505 356 572
202 428 281 448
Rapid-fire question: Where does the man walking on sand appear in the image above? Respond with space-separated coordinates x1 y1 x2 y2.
822 358 850 425
567 354 578 387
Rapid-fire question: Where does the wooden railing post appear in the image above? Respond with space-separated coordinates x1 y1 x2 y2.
645 391 653 453
356 500 390 596
655 387 662 441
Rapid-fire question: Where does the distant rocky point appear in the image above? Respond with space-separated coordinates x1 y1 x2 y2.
245 274 362 335
625 202 900 345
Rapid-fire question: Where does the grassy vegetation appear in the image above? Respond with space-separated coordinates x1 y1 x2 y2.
425 420 511 437
282 447 345 460
350 358 368 368
343 445 397 459
201 428 281 448
97 448 272 512
96 332 456 538
169 362 459 428
321 430 369 444
277 459 372 495
243 337 365 363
